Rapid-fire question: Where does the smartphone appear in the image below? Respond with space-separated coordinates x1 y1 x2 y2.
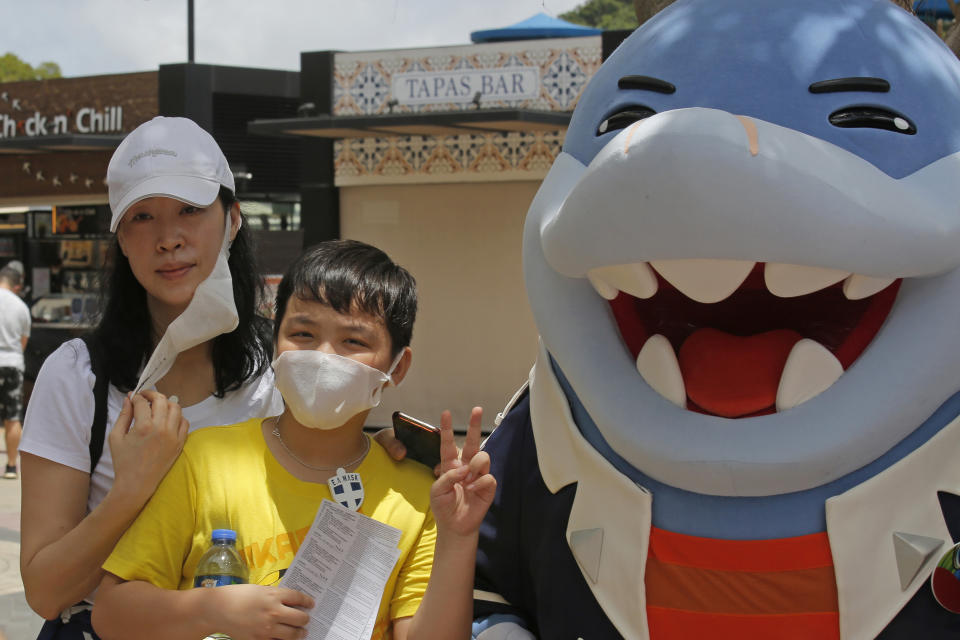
392 411 441 469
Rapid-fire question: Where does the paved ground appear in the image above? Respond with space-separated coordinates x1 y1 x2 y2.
0 460 44 640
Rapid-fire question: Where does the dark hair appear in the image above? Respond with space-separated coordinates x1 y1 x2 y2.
274 240 417 356
0 267 21 287
91 187 271 395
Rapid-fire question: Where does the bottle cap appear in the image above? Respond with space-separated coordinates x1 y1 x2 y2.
211 528 237 542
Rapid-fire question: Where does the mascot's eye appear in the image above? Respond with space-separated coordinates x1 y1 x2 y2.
829 106 916 135
597 106 657 135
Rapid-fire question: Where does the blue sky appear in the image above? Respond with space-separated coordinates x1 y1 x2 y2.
4 0 588 78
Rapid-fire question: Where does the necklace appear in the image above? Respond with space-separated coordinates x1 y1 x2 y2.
269 417 370 471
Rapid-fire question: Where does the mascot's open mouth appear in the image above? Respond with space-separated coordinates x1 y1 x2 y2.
589 259 900 418
537 110 960 425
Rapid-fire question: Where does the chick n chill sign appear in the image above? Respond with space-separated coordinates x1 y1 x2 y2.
392 67 540 106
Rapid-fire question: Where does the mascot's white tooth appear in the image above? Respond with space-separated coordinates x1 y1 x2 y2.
776 339 843 411
764 263 850 297
636 335 686 407
649 259 754 303
587 272 619 300
843 274 896 300
588 263 658 299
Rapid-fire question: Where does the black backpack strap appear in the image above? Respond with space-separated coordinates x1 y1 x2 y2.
80 334 109 474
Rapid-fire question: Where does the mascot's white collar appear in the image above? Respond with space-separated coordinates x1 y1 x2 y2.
528 339 960 640
529 339 653 639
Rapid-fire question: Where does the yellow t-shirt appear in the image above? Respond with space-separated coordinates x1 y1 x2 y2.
103 418 437 639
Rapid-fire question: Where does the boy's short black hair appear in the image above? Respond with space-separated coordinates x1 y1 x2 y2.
274 240 417 356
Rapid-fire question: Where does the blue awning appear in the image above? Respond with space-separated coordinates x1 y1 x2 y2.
470 12 602 43
913 0 955 19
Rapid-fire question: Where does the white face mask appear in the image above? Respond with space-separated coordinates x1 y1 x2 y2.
134 217 239 393
272 349 404 430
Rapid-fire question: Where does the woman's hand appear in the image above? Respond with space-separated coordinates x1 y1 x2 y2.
430 407 496 538
21 393 187 618
373 422 444 477
373 426 408 462
108 390 189 506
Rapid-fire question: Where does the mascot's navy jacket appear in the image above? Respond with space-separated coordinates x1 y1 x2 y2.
472 0 960 638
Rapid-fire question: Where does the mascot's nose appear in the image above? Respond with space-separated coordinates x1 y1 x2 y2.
734 115 760 157
618 109 762 160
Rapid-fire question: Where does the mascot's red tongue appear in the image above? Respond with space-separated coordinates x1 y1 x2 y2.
678 328 803 418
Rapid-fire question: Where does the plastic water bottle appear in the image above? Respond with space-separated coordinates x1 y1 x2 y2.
194 529 248 588
195 529 248 640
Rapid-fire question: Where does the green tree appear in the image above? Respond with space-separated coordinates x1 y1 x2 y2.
34 61 62 80
939 0 960 59
560 0 639 29
564 0 960 60
0 53 62 83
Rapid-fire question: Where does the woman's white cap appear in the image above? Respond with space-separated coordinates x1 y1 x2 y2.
106 116 235 232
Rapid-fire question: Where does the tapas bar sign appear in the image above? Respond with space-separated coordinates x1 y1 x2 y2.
0 106 123 139
392 67 540 105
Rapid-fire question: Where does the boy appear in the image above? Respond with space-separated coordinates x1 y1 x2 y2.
93 240 495 640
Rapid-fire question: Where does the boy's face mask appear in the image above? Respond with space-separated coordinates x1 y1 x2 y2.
272 349 404 430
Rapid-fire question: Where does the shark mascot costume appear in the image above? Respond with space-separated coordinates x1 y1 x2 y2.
471 0 960 638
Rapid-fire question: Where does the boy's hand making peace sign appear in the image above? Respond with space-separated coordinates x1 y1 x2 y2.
429 407 497 537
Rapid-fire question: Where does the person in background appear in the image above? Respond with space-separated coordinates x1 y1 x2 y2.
0 265 29 479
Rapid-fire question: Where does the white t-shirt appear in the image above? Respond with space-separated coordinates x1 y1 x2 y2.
0 287 30 371
20 338 284 512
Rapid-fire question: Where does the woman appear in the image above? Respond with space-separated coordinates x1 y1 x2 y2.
18 116 284 636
